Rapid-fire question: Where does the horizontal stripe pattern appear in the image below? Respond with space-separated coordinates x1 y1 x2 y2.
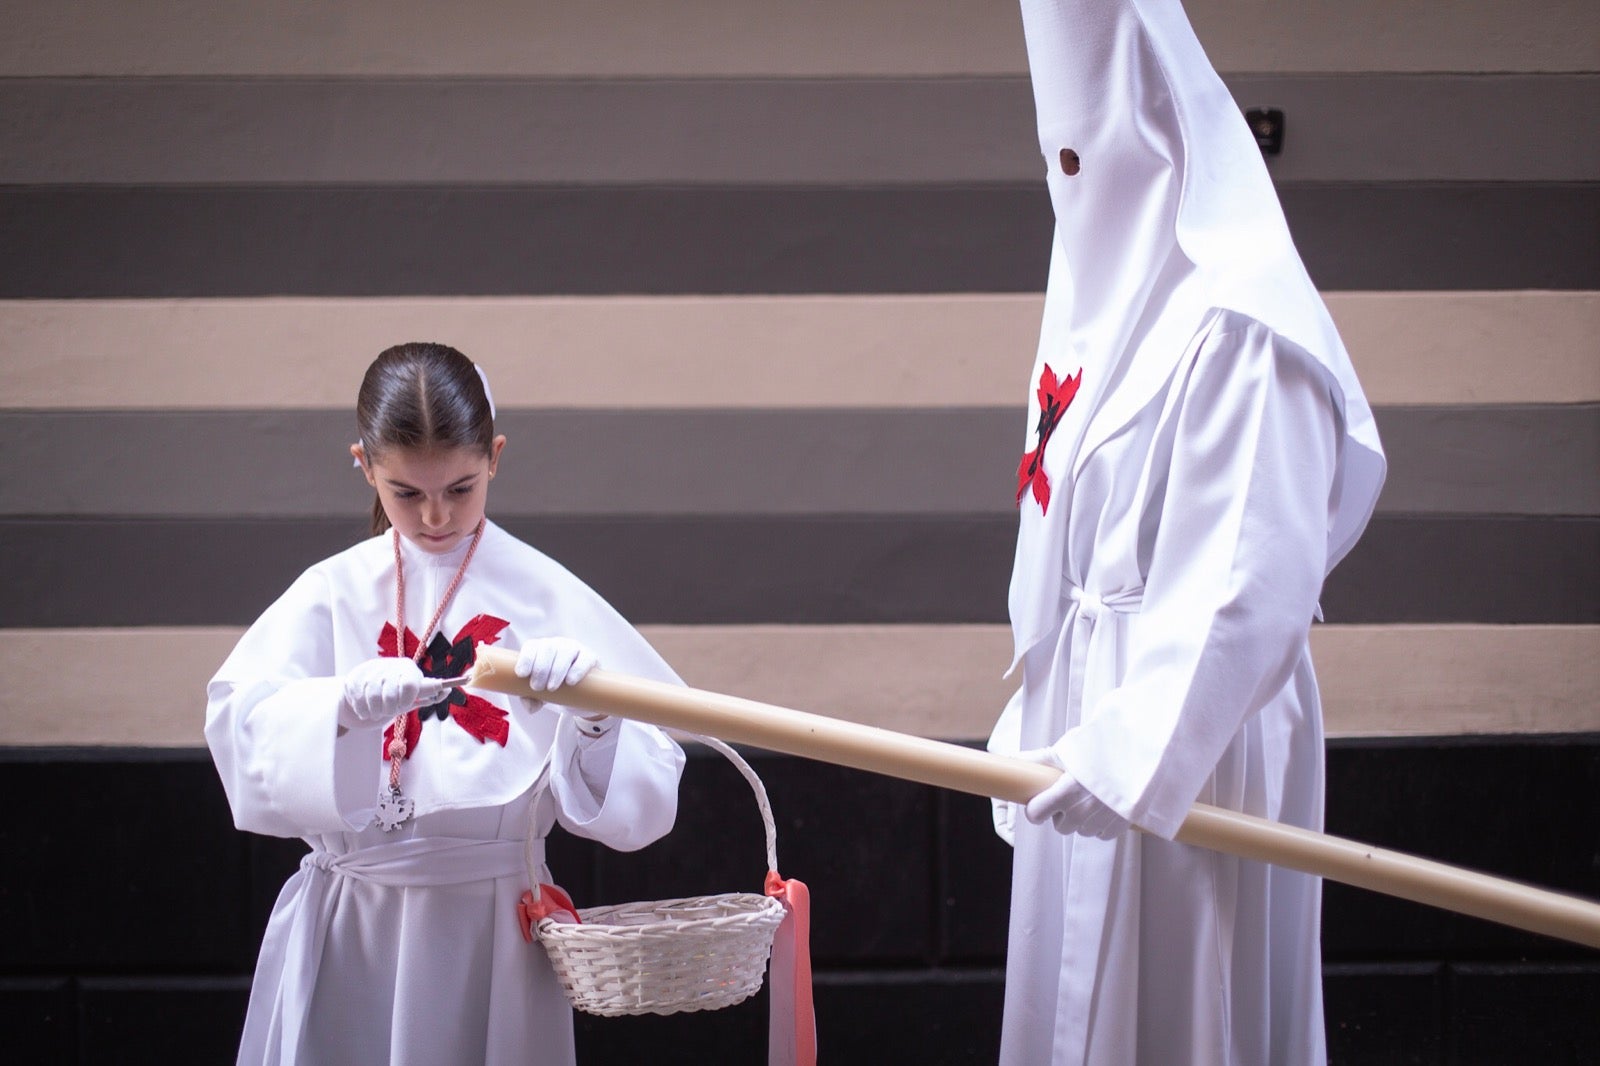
2 406 1595 517
4 6 1594 1056
3 516 1594 628
4 75 1594 185
4 1 1596 76
5 293 1597 409
4 624 1594 746
3 184 1597 298
4 5 1592 753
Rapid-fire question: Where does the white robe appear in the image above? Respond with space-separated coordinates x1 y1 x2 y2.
206 519 686 1066
990 2 1385 1061
991 309 1344 1065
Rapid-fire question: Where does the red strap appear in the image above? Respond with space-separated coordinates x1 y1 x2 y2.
764 870 816 1066
517 884 581 943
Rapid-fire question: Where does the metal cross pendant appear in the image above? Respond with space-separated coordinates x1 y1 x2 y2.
375 786 415 832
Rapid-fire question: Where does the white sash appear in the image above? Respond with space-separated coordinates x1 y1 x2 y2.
243 836 534 1065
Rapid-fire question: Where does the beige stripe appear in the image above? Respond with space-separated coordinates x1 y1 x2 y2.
1327 292 1600 405
2 1 1593 76
5 624 1594 748
4 292 1596 410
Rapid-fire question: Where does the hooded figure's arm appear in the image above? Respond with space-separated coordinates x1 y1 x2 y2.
1055 314 1340 838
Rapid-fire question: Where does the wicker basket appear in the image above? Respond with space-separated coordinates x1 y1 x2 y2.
526 733 789 1017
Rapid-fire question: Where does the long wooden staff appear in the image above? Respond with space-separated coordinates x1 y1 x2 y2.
467 647 1600 950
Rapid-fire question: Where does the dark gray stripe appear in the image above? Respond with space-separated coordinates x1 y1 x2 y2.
2 75 1593 185
2 183 1594 297
1279 182 1600 292
1321 515 1599 626
0 77 1037 186
1 515 1593 627
0 515 1009 627
0 409 1019 518
1230 74 1600 184
4 406 1594 519
1372 404 1600 518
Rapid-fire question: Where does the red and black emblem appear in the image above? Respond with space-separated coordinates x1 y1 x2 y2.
1015 364 1083 515
379 614 511 759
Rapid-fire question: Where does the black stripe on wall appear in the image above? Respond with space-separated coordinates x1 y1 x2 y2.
6 406 1594 519
2 514 1594 628
3 75 1593 185
2 183 1595 297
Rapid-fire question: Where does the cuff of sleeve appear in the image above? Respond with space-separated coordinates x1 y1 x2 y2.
549 716 619 822
549 721 683 847
574 714 614 739
257 677 376 833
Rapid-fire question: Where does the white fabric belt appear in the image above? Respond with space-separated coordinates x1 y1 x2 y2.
261 835 540 1060
300 835 535 888
1063 582 1145 619
1050 581 1144 1060
1056 582 1145 734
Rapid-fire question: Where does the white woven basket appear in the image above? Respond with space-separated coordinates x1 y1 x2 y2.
528 733 789 1017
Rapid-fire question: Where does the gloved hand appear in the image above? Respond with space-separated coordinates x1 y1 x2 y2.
1020 745 1130 840
514 637 599 692
515 637 610 734
991 796 1020 848
341 657 447 725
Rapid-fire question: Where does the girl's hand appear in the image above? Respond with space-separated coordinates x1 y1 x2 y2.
514 637 599 692
341 658 447 724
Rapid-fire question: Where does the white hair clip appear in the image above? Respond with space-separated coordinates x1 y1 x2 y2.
474 363 497 421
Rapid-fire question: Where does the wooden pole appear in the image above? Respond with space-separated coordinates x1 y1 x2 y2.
469 647 1600 950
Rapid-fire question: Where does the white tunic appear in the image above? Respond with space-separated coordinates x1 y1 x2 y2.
992 310 1342 1065
206 520 686 1065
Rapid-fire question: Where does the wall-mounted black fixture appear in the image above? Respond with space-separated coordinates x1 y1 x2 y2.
1244 107 1285 156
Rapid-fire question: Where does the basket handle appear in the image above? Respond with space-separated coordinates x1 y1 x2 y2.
667 729 781 876
520 726 782 902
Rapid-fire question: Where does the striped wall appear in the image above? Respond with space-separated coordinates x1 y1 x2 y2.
3 93 1600 739
2 2 1597 1062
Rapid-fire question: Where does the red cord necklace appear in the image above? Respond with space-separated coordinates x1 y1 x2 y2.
375 518 486 831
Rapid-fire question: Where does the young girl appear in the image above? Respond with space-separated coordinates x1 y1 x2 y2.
206 342 686 1066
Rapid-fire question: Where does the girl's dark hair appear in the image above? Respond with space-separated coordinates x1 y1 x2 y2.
357 342 496 534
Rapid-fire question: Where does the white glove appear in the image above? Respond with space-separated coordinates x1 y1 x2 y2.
991 797 1020 848
1021 745 1129 840
514 637 599 692
341 658 447 724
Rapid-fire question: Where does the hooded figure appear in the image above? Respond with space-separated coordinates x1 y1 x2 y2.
987 1 1386 1063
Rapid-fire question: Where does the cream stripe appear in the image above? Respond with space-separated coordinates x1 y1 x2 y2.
4 292 1596 410
2 1 1593 76
5 624 1594 748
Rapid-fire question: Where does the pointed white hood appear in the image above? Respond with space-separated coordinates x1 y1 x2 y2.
1007 0 1385 667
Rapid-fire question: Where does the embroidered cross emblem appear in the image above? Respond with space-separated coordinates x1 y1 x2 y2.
1015 364 1083 515
379 614 512 759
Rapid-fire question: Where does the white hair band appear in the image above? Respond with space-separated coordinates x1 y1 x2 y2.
474 363 497 421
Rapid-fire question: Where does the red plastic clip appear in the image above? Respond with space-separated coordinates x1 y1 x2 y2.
517 883 581 942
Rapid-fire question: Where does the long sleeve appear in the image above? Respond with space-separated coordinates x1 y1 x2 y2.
986 687 1026 845
205 569 377 837
1057 318 1340 838
206 524 688 842
544 714 686 850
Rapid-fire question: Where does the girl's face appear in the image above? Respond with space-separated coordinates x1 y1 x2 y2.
354 439 506 554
